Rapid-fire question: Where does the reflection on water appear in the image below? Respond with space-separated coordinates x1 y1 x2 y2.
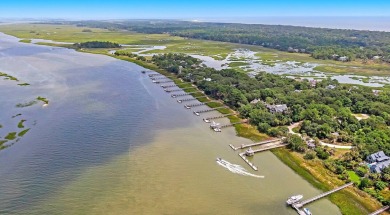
0 33 341 215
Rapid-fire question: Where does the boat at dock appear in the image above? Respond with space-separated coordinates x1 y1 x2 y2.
303 208 312 215
286 195 303 205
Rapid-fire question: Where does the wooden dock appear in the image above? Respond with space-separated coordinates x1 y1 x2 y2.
251 142 287 153
165 87 196 93
292 182 354 209
229 139 281 151
177 96 207 103
193 107 225 115
151 76 171 80
184 102 209 109
203 114 234 123
369 206 389 215
148 73 163 77
161 84 177 88
238 152 258 171
220 121 246 129
171 93 190 98
154 80 174 84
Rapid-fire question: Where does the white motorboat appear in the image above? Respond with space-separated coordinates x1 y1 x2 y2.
286 195 303 205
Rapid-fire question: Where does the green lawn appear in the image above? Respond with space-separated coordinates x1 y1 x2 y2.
347 171 361 185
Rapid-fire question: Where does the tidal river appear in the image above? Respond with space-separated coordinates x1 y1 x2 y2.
0 33 341 215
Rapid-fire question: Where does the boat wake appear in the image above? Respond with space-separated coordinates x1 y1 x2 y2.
216 158 264 178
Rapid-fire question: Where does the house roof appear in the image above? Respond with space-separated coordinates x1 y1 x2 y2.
367 151 389 163
370 160 390 173
266 104 288 113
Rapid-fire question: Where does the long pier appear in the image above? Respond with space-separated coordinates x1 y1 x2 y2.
238 152 258 171
229 139 281 151
184 102 209 109
165 87 196 93
251 143 287 153
150 76 172 80
203 114 234 123
369 206 390 215
161 84 177 88
292 182 354 209
193 107 225 115
177 96 207 103
148 73 163 77
161 83 188 88
154 80 174 84
171 93 193 98
220 121 246 129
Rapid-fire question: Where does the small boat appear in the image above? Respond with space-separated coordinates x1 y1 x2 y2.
286 195 303 205
303 208 312 215
193 111 200 116
203 118 210 123
141 71 146 74
184 105 191 109
213 127 222 132
177 100 182 103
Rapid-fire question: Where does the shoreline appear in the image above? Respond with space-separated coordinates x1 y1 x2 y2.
6 37 387 214
105 54 387 215
100 52 386 215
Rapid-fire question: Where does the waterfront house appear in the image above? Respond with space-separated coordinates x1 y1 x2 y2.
338 56 349 62
367 151 390 173
250 98 261 104
326 85 336 90
372 90 382 96
266 104 288 114
306 139 316 149
309 80 317 87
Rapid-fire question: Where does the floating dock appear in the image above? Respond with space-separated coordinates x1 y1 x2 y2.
369 206 390 215
229 139 281 151
177 96 207 103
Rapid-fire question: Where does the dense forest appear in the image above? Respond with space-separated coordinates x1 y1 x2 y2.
73 41 121 49
144 53 390 204
70 20 390 62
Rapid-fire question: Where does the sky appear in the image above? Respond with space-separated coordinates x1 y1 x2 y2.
0 0 390 19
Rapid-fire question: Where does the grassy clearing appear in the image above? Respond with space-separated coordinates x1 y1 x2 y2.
347 171 361 185
273 148 382 215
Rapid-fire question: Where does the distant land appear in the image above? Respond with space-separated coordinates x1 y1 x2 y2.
192 16 390 32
